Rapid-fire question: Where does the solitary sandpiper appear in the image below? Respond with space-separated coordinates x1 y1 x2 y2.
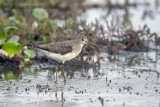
33 35 88 63
30 35 88 83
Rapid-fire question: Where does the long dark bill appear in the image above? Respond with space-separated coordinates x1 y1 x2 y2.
88 43 99 53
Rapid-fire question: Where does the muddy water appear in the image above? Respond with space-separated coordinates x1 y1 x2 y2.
0 52 160 107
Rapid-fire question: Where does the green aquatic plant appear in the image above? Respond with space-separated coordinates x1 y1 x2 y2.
33 8 48 21
23 49 36 63
2 42 23 58
49 19 59 32
4 27 17 37
8 13 31 34
49 19 59 28
0 27 24 58
32 8 50 42
0 27 17 44
24 49 36 59
49 19 59 40
7 35 20 43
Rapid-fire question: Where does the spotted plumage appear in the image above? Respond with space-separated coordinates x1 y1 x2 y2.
31 35 88 64
36 41 73 55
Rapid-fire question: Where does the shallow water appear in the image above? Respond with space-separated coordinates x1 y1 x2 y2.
78 0 160 35
1 0 160 107
0 51 160 107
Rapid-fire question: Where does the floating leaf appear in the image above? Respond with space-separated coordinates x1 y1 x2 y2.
2 42 23 58
4 26 17 37
49 19 59 28
0 31 6 40
7 35 20 43
33 8 48 20
24 49 36 58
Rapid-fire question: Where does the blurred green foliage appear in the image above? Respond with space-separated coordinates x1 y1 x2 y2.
24 49 36 63
2 42 23 58
24 49 36 59
0 27 23 58
0 0 84 61
7 35 20 43
33 8 48 21
0 16 8 31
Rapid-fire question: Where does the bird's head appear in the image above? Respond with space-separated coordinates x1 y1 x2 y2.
75 34 99 52
76 35 88 46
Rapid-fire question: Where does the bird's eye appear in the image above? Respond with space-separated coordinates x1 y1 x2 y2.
81 38 84 41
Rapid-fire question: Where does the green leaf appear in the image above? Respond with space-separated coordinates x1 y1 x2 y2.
2 42 23 58
0 31 6 40
4 27 17 37
49 19 59 28
24 49 36 58
7 35 20 43
33 8 48 20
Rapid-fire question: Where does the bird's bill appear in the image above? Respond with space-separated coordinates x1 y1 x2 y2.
88 43 99 52
85 39 89 44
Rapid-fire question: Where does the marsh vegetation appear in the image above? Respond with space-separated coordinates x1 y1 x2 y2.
0 0 160 107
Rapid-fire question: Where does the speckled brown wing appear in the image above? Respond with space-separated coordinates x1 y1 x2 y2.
36 41 72 55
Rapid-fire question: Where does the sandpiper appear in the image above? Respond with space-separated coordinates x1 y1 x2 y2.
30 35 88 83
34 35 88 63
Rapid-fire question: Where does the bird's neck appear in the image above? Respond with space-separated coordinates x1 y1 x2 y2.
72 43 84 53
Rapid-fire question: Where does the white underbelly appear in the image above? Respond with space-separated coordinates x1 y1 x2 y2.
38 49 78 62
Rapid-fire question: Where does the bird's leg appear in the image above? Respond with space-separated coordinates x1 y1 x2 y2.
55 66 58 83
60 64 66 84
